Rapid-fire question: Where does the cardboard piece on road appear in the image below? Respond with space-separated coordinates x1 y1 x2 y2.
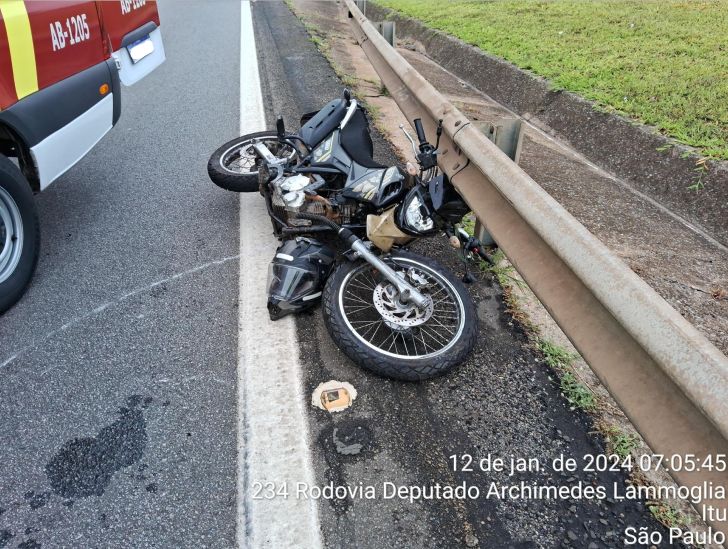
312 380 358 412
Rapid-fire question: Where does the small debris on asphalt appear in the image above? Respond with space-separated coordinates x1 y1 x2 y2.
312 380 357 412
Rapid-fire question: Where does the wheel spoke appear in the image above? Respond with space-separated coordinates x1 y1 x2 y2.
359 320 382 339
344 304 377 315
348 280 376 292
418 329 434 354
339 259 466 360
363 270 380 288
432 314 459 321
428 319 456 336
429 287 447 298
368 320 384 343
351 318 382 330
400 332 410 356
344 291 373 306
387 332 400 352
419 324 450 346
380 329 398 352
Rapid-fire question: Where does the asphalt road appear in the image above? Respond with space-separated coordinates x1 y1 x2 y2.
0 1 677 548
0 1 239 546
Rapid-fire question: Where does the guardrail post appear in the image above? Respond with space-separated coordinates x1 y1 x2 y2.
474 119 524 245
483 119 524 164
373 21 396 47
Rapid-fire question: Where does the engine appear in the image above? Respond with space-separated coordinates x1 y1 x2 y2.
271 174 357 226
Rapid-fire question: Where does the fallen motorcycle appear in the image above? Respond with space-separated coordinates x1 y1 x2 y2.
208 90 481 381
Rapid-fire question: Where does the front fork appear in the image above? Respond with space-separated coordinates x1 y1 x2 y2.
341 231 429 309
253 141 287 182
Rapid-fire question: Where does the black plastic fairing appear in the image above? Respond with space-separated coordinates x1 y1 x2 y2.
343 165 406 209
340 109 385 169
429 175 469 223
299 99 347 148
396 185 439 236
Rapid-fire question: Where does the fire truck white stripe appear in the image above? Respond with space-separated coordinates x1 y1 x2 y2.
30 94 114 190
237 2 322 548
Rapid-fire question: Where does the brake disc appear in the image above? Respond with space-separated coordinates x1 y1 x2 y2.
373 280 434 329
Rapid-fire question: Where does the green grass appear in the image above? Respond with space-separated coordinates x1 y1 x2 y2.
538 338 577 369
560 372 597 411
377 0 728 160
603 426 640 458
537 339 597 411
648 502 690 530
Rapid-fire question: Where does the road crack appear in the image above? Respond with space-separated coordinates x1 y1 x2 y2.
1 254 240 370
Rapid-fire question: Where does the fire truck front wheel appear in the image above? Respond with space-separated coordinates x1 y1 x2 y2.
0 156 39 314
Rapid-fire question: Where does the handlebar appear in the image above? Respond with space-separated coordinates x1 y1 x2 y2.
413 118 427 144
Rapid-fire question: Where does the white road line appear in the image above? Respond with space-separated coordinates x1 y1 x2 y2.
237 1 322 548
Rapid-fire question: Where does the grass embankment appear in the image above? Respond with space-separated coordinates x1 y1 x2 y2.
377 0 728 160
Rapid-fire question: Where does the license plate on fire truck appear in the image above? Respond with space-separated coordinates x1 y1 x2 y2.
127 36 154 64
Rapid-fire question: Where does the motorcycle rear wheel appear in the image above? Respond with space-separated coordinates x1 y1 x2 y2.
207 131 298 192
322 250 477 381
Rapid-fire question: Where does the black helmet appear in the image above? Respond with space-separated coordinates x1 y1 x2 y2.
267 237 335 320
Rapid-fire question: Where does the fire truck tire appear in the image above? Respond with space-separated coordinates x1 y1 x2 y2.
0 155 39 314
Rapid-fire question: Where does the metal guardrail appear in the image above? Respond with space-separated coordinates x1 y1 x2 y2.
344 0 728 535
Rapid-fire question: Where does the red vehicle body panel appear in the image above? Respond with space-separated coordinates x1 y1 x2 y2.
26 1 106 92
0 0 160 110
99 0 160 51
0 20 14 108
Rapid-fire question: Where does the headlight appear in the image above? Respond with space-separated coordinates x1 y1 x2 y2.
404 194 434 232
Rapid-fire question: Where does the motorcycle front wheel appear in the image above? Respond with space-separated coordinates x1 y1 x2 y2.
322 250 477 381
207 131 298 192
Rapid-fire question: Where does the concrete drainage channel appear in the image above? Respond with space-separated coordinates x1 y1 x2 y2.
341 0 728 541
361 3 728 248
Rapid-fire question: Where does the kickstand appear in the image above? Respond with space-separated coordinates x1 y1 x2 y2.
461 247 476 284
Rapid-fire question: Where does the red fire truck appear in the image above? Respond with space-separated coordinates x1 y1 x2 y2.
0 0 165 313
